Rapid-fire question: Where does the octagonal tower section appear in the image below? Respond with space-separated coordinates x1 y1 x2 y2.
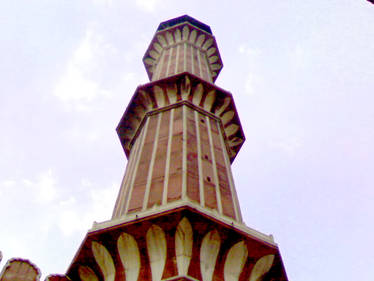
64 15 288 281
113 15 245 223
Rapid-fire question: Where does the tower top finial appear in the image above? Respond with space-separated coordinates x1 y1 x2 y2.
157 15 212 34
143 15 223 82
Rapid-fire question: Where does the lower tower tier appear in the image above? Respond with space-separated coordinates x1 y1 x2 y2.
66 207 288 281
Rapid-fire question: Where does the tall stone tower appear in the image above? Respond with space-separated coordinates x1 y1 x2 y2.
63 15 288 281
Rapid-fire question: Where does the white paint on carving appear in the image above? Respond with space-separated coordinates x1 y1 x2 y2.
118 232 141 281
249 254 275 281
221 111 235 126
206 116 223 215
211 63 221 71
196 34 205 48
174 28 182 43
208 56 219 64
202 38 213 51
163 109 174 205
78 266 99 281
139 90 153 110
146 224 167 281
207 47 216 57
181 75 191 100
157 34 167 47
144 57 155 66
175 217 193 276
149 50 160 60
229 137 243 147
214 97 230 116
226 124 239 137
203 90 216 112
154 85 166 107
153 42 163 53
189 29 197 43
224 241 248 281
182 25 189 41
166 83 178 103
194 111 205 207
91 241 116 281
192 83 203 106
143 113 162 210
166 31 174 45
200 229 221 281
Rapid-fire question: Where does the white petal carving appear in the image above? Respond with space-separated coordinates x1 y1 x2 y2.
139 90 153 110
166 83 178 103
166 31 174 45
229 137 243 147
146 224 167 281
207 47 216 57
182 25 190 41
157 34 167 47
181 76 191 100
92 241 116 281
224 241 248 281
154 85 166 107
208 56 219 64
226 124 240 137
144 57 155 66
203 90 216 112
192 83 203 106
174 28 182 43
202 38 214 50
153 42 163 53
200 229 221 281
150 50 160 60
215 97 231 116
118 232 141 281
175 217 193 275
221 110 235 126
196 34 205 48
78 266 99 281
249 254 275 281
211 63 221 71
189 30 197 43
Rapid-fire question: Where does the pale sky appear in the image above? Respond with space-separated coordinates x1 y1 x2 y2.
1 1 373 280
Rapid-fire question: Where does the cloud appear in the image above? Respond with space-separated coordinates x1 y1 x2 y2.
135 0 159 12
53 27 114 112
268 135 302 155
2 169 58 204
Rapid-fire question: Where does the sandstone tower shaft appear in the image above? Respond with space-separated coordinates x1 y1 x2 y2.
63 15 288 281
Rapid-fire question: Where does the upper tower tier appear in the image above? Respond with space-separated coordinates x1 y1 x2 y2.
143 15 223 83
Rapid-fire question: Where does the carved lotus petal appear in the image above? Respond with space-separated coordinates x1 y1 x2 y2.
249 254 275 281
175 217 193 275
200 229 221 281
224 241 248 281
78 266 99 281
91 241 115 281
118 232 141 281
146 224 167 281
203 90 216 112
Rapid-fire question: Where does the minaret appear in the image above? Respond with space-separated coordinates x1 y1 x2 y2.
64 15 288 281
